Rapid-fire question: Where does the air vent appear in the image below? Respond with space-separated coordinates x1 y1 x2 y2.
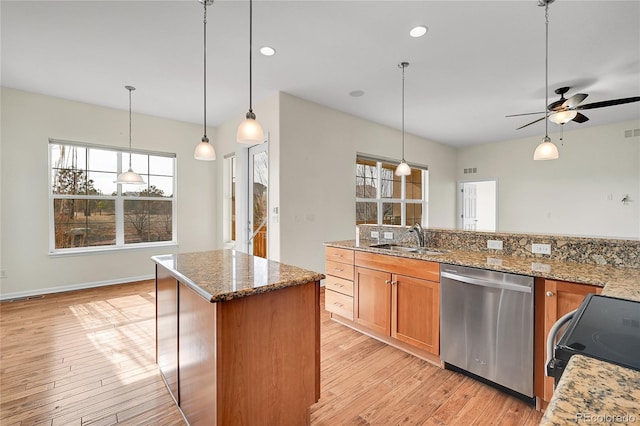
624 128 640 138
463 168 478 174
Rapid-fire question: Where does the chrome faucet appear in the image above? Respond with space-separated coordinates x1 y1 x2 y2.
408 223 425 247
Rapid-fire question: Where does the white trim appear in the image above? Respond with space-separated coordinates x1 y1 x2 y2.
0 274 155 301
48 241 178 257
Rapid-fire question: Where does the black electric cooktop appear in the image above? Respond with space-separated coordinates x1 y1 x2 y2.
551 294 640 382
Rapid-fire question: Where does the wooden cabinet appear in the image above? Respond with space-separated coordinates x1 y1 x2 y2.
156 266 320 425
354 267 391 334
392 274 439 354
534 278 602 405
353 251 440 356
325 247 355 320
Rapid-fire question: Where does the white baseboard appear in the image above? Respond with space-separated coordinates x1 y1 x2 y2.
0 274 155 301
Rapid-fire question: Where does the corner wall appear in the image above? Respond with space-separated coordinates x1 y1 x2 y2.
457 120 640 239
0 88 218 298
278 93 457 275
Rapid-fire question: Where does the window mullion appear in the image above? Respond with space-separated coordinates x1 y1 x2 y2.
376 162 383 225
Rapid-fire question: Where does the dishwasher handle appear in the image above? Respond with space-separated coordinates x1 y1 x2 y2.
441 270 532 294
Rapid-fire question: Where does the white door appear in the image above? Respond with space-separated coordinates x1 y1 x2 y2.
459 180 497 232
462 183 478 230
248 143 268 258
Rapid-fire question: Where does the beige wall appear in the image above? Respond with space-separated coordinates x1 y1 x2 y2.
0 88 218 298
277 93 458 275
457 120 640 239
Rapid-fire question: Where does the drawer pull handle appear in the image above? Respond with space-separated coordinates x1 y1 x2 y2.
335 283 344 287
334 254 344 258
334 268 343 272
546 291 554 297
385 279 391 285
333 302 344 308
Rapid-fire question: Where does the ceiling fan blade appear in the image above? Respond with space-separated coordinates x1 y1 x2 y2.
562 93 588 108
572 112 589 123
516 116 545 130
575 96 640 110
548 99 565 111
505 111 546 118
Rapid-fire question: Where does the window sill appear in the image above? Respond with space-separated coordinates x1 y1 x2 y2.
48 241 178 258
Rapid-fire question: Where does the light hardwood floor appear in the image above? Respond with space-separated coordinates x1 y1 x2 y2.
1 281 544 425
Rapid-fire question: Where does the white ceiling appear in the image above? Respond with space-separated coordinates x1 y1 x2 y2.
2 0 639 147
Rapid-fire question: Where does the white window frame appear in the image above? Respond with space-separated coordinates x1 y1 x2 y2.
355 155 428 227
48 139 177 255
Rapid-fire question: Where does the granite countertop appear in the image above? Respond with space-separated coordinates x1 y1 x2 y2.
152 249 325 302
325 239 640 424
325 240 640 301
540 355 640 426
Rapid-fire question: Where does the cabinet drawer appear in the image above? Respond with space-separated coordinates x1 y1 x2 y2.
325 290 353 320
325 275 353 297
355 251 439 282
325 247 354 265
325 260 354 281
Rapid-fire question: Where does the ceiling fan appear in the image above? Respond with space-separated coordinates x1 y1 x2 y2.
507 86 640 130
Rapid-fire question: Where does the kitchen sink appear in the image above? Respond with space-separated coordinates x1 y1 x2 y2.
370 243 448 255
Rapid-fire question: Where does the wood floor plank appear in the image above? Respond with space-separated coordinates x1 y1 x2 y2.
1 282 544 425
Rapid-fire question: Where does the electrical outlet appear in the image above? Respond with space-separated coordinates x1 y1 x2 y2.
383 231 394 240
371 231 380 239
532 243 551 255
487 240 503 250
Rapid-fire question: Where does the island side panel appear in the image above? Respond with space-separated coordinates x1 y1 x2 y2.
156 265 179 403
179 282 217 425
216 281 320 425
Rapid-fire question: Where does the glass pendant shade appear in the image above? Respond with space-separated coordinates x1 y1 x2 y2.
237 114 264 145
194 137 216 160
116 166 146 184
395 160 411 176
533 136 559 161
549 110 577 124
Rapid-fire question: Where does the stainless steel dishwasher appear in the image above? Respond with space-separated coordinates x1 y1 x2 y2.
440 264 534 399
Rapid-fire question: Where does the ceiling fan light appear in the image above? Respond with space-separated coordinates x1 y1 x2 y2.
549 110 577 124
533 136 559 161
237 114 265 145
395 160 412 176
194 137 216 160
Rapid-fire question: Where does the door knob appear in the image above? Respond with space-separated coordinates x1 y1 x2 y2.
546 291 554 297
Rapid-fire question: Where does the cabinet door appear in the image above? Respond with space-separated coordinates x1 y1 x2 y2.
391 274 440 355
354 267 391 335
542 280 602 402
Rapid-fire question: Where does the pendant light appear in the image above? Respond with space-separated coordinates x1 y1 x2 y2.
194 0 216 161
533 0 559 161
115 86 146 185
395 62 411 176
236 0 264 145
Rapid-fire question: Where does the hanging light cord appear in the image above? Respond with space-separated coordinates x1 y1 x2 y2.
203 1 208 140
248 0 254 116
127 86 134 169
400 62 407 161
544 1 549 139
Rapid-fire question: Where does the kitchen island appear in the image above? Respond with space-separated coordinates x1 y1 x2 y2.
152 250 325 426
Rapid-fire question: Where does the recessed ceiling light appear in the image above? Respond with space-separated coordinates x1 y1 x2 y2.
260 46 276 56
349 90 365 97
409 25 428 38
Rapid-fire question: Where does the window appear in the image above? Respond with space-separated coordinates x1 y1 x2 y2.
49 139 176 253
356 155 428 226
223 154 236 242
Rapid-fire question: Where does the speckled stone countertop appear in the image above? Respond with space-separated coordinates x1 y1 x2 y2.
325 239 640 423
325 240 640 301
152 250 325 302
540 355 640 425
